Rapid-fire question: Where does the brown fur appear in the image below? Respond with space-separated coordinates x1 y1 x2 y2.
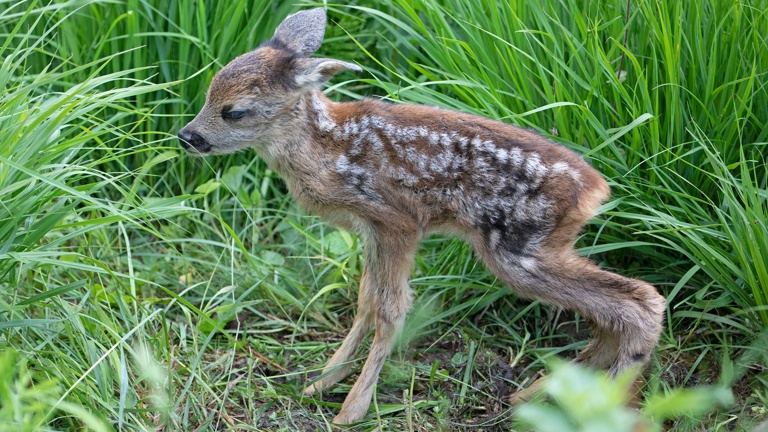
178 8 665 424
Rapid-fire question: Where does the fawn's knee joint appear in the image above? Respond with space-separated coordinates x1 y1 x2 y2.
374 297 411 326
375 311 406 329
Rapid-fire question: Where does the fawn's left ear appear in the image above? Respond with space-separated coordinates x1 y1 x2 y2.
272 8 327 56
271 8 362 88
294 58 363 88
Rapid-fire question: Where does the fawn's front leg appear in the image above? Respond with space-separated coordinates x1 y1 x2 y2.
303 268 374 396
332 228 418 425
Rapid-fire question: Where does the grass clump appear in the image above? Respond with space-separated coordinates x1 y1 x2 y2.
0 349 110 431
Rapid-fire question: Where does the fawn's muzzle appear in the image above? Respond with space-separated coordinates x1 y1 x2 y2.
178 128 211 153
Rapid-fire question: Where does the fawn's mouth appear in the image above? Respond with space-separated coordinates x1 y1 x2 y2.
178 138 212 155
184 145 212 156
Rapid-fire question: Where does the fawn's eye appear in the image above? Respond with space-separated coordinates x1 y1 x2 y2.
222 109 247 121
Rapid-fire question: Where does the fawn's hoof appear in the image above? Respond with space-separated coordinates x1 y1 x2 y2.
332 411 361 425
302 383 318 397
332 400 369 425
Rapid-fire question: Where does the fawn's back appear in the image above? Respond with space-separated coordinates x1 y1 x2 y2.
292 93 610 256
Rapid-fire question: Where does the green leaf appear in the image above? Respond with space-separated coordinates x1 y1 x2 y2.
516 404 574 432
260 250 285 267
322 230 354 257
194 180 220 195
644 386 733 420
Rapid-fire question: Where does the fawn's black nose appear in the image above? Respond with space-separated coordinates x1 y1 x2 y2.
178 129 211 153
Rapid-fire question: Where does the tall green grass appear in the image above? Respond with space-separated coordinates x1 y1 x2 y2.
1 0 766 429
0 2 193 429
0 1 366 429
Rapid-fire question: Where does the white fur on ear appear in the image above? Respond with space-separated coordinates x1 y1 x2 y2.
272 8 327 56
295 58 363 88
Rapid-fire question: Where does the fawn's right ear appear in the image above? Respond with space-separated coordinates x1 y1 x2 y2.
271 8 327 57
293 57 362 88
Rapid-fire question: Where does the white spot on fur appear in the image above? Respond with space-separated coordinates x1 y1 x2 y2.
520 257 538 271
391 140 406 158
368 133 384 153
524 154 548 179
336 154 381 199
400 167 419 186
480 140 496 153
473 154 489 171
458 136 469 150
528 195 552 218
336 155 368 178
488 229 501 249
384 123 396 138
439 133 452 146
495 148 509 164
342 119 360 139
429 151 453 173
388 165 418 186
396 127 419 142
513 195 530 220
451 155 464 171
551 161 582 183
335 154 351 173
370 116 386 130
404 147 429 174
551 161 569 173
350 132 367 156
311 93 337 132
509 148 524 167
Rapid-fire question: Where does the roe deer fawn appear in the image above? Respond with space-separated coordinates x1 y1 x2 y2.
178 7 665 424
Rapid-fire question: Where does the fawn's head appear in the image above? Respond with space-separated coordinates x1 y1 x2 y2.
178 8 360 155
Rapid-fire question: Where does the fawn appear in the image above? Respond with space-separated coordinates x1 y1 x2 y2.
178 8 665 424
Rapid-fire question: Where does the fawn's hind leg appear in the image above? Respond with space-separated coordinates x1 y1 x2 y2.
303 268 375 397
474 242 665 403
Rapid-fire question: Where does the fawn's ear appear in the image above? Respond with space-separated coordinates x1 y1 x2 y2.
294 58 363 88
272 8 327 56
